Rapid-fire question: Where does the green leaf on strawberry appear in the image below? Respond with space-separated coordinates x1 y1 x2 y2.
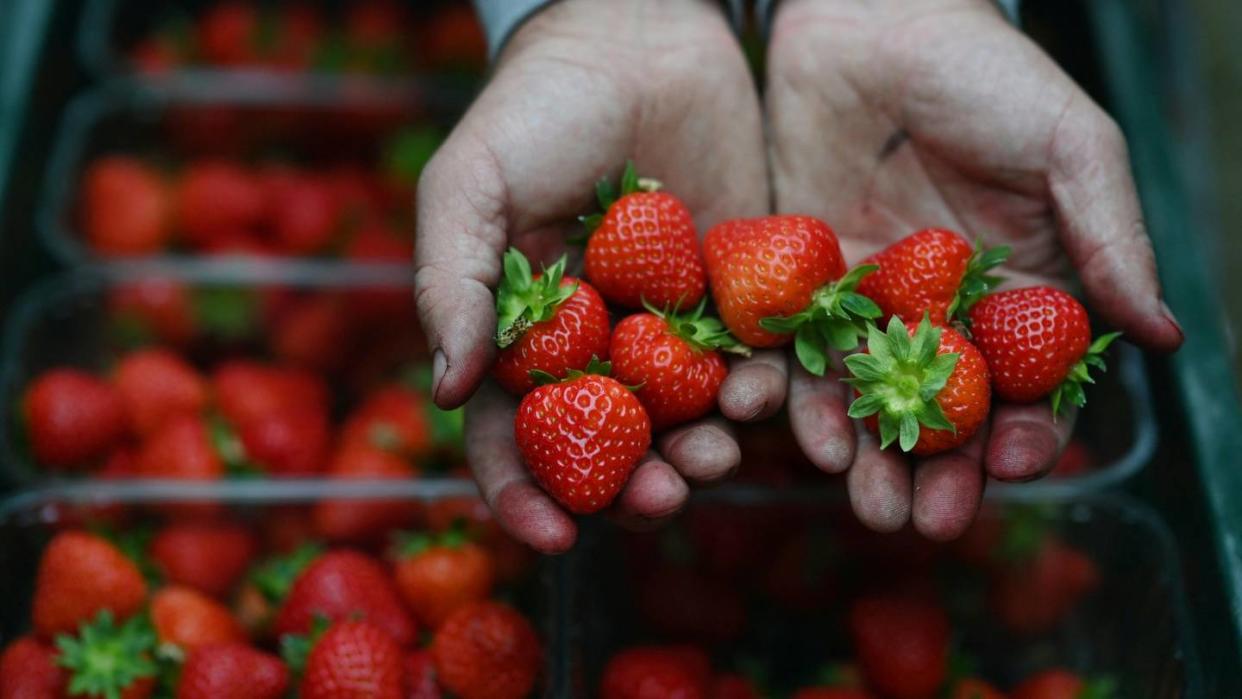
249 543 323 604
1050 331 1121 418
580 160 662 234
948 240 1011 325
495 248 578 349
643 297 751 357
56 610 158 699
760 264 882 376
1079 676 1119 699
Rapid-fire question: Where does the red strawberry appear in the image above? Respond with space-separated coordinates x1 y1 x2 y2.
712 673 762 699
82 156 171 256
213 361 328 427
273 549 417 646
266 173 342 255
175 160 264 248
113 348 208 437
390 528 496 629
55 611 157 699
581 162 706 309
136 414 224 481
177 643 289 699
312 445 421 542
0 636 66 699
264 4 323 71
989 536 1100 635
344 221 413 262
345 0 408 52
300 621 406 699
855 229 1009 326
432 601 542 699
968 287 1119 415
610 301 748 430
234 543 321 635
514 360 652 514
599 645 711 699
419 3 486 72
152 586 246 651
340 384 433 458
23 369 127 469
1012 669 1115 699
108 279 196 346
949 678 1008 699
1050 439 1093 478
492 249 611 395
269 294 354 372
407 648 443 699
238 407 331 476
149 521 258 598
33 531 148 637
197 1 259 65
703 216 877 373
845 316 991 455
849 592 950 699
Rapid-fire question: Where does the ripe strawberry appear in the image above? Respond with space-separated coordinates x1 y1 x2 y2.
344 221 413 262
419 3 486 72
136 414 224 481
390 528 496 629
177 643 289 699
989 535 1100 635
599 645 711 699
493 249 612 394
152 586 246 651
968 287 1119 415
33 531 147 637
712 673 762 699
197 1 259 65
213 361 328 427
1012 669 1115 699
703 215 878 374
432 601 542 699
312 445 421 542
845 316 991 455
0 636 66 698
849 592 949 699
82 156 171 256
855 229 1009 326
581 162 706 309
234 543 321 635
269 294 354 372
266 173 342 255
238 407 331 476
273 549 416 646
515 360 652 514
340 384 432 458
113 348 208 437
108 279 196 346
175 160 264 248
23 369 127 469
407 648 443 699
949 678 1008 699
149 521 258 598
55 611 157 699
610 301 749 430
298 621 406 699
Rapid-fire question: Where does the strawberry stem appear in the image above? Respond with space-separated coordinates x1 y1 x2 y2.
949 240 1011 326
760 264 882 376
1050 332 1121 418
56 610 158 699
579 160 654 235
495 248 577 349
643 298 751 357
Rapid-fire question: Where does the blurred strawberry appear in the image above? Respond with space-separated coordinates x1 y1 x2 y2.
264 3 324 71
431 601 542 699
178 643 290 699
1049 439 1094 478
266 173 342 255
344 221 412 262
175 160 264 249
113 348 208 437
33 531 148 637
849 591 949 699
238 407 331 476
269 294 354 372
197 1 259 65
600 645 711 699
989 536 1100 635
213 360 328 427
151 585 246 651
137 414 223 481
149 520 258 598
296 620 405 699
82 156 171 256
390 527 495 629
312 445 421 543
273 549 416 646
234 543 321 636
420 4 486 73
340 383 432 459
23 369 128 470
109 279 196 346
407 648 442 699
0 635 67 698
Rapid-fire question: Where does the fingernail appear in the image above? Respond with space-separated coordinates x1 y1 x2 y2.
432 349 447 400
1159 300 1184 341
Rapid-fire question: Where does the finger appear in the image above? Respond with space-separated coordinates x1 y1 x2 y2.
788 362 856 473
414 131 510 409
1049 101 1182 352
718 350 789 422
846 420 912 533
610 452 690 529
464 382 577 554
912 427 989 542
985 401 1077 482
657 417 741 484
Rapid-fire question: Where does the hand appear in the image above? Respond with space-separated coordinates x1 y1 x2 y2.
764 0 1183 540
415 0 772 553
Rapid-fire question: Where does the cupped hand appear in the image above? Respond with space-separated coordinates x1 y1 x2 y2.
764 0 1183 540
415 0 770 553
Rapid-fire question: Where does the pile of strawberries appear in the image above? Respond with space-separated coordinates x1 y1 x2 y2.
499 163 1119 513
0 502 541 699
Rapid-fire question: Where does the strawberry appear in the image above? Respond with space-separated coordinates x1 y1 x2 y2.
407 648 443 699
82 156 171 256
213 361 328 427
238 407 331 476
55 611 157 699
269 294 354 372
599 645 711 699
989 535 1100 635
949 678 1008 699
610 300 749 430
0 636 66 698
703 215 878 374
136 414 224 481
968 287 1120 415
33 531 148 637
149 521 258 598
177 643 289 699
419 3 486 72
263 4 324 71
266 173 342 255
493 249 612 394
855 229 1009 326
312 445 421 542
340 384 432 458
514 359 652 514
23 369 128 469
1050 439 1093 478
113 348 208 437
1012 669 1115 699
344 221 413 262
849 592 949 699
152 586 247 651
845 316 991 455
273 549 417 646
581 162 706 309
175 160 264 248
197 1 259 65
108 279 196 346
299 621 406 699
712 673 762 699
432 601 542 699
234 543 322 635
390 528 496 629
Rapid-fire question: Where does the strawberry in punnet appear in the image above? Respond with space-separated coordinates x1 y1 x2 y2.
390 527 496 629
266 172 343 255
273 549 417 646
989 533 1100 635
845 316 991 455
312 444 420 542
969 286 1120 416
55 611 158 699
1012 669 1115 699
493 248 611 394
108 279 196 346
82 156 171 256
340 384 432 458
849 592 950 699
0 635 67 698
610 300 750 430
196 1 259 65
175 160 264 248
432 601 542 699
580 161 707 309
33 531 148 638
855 228 1010 326
149 521 258 598
113 348 208 437
515 359 652 514
599 645 711 699
296 620 406 699
23 368 128 469
213 361 328 427
237 407 331 476
151 586 247 651
703 215 879 374
269 294 354 372
407 648 443 699
177 643 289 699
136 414 224 481
234 543 321 635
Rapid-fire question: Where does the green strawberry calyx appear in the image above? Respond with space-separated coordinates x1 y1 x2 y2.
843 315 960 452
529 356 627 388
1050 332 1121 418
1078 676 1119 699
760 264 882 377
495 248 578 349
949 240 1011 325
579 160 660 234
644 298 751 357
280 614 332 679
57 610 158 699
395 523 471 559
249 543 323 604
